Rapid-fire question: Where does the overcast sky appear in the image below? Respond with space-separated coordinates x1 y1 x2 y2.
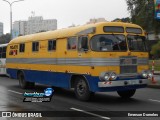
0 0 129 34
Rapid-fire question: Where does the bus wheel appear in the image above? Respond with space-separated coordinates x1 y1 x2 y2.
117 89 136 99
18 72 29 89
74 77 93 101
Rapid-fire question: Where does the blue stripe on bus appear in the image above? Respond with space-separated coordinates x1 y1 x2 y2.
7 68 147 92
7 68 72 89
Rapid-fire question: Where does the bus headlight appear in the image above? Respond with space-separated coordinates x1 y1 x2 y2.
147 71 153 78
141 71 148 78
141 70 153 79
99 72 110 81
110 72 117 80
99 72 117 81
104 73 110 81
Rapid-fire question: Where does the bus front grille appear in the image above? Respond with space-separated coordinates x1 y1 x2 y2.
120 56 137 74
120 66 137 74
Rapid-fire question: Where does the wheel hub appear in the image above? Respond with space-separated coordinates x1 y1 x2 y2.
77 80 86 95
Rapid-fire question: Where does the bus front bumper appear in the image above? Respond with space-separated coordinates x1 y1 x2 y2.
98 79 150 88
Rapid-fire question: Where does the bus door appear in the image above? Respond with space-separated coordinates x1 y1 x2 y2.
66 36 91 73
77 36 92 73
55 38 68 87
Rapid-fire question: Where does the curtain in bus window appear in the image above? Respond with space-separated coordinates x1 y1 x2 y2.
67 37 77 50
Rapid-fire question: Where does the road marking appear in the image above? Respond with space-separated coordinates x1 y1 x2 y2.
149 99 160 103
70 107 111 120
8 90 23 95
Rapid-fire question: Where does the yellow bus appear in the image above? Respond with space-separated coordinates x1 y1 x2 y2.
6 22 152 101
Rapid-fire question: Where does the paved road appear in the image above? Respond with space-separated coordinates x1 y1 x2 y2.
0 76 160 120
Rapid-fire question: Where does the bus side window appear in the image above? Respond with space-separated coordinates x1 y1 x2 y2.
2 47 6 58
32 42 39 52
2 53 6 58
0 47 2 58
19 43 25 53
48 40 56 51
67 37 77 50
78 36 88 51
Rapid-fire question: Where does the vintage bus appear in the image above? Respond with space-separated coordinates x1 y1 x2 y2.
6 22 152 101
0 43 8 75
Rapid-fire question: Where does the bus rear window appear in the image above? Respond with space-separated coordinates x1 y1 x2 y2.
126 27 142 34
104 26 124 33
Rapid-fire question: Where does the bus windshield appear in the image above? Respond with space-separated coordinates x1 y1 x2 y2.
127 35 147 52
90 34 127 51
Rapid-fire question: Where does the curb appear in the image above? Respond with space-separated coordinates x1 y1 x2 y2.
154 71 160 75
148 84 160 89
154 73 160 75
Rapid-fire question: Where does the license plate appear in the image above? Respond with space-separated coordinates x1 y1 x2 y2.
130 80 138 85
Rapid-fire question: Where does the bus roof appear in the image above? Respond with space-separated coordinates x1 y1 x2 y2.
9 22 143 44
0 43 8 47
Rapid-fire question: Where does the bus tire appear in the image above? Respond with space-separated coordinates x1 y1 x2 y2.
117 89 136 99
18 72 29 89
74 77 93 101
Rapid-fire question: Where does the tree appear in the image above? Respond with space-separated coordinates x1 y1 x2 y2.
112 17 131 22
126 0 159 33
0 33 11 44
150 41 160 58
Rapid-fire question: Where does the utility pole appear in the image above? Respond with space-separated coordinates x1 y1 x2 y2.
3 0 24 39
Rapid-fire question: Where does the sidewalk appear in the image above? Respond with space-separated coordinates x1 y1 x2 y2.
154 71 160 75
148 71 160 89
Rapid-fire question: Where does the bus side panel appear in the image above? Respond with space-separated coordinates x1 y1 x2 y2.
7 68 18 79
25 70 71 89
7 68 71 89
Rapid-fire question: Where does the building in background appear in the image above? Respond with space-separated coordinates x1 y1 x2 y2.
86 18 107 24
0 22 3 36
147 31 160 40
12 21 27 38
12 16 57 38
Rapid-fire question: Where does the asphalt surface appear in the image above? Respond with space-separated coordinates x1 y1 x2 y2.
0 76 160 120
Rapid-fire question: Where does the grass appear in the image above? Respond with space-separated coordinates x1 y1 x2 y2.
149 60 160 71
